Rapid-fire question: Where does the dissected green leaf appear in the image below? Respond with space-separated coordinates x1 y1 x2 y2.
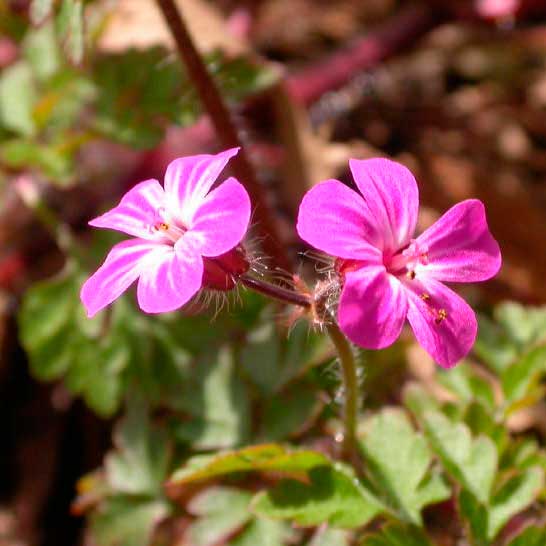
360 523 435 546
0 61 37 137
30 0 55 25
437 364 495 410
253 464 383 529
57 0 84 64
359 409 450 525
23 21 60 81
495 302 546 347
474 313 518 374
228 517 289 546
306 527 351 546
186 487 252 546
488 467 544 540
260 383 320 441
420 410 497 504
459 467 544 543
105 397 170 496
501 345 546 408
91 496 169 546
169 444 330 487
174 346 251 449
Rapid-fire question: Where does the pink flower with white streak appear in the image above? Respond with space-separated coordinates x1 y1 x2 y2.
81 148 251 317
297 158 501 367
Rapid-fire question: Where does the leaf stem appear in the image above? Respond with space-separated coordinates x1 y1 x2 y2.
154 0 291 271
325 322 360 465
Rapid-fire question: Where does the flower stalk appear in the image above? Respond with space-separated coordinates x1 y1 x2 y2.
154 0 291 272
239 273 311 308
325 322 360 464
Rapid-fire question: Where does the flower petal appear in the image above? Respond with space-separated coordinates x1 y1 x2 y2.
296 179 382 261
164 148 239 223
349 158 419 252
89 179 165 240
415 199 501 283
188 177 251 257
339 265 408 349
136 236 203 313
405 278 477 368
80 239 163 317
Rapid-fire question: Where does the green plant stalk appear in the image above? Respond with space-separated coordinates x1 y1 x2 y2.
326 322 360 464
239 272 360 464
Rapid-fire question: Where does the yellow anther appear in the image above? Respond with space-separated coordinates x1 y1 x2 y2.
406 270 416 280
420 293 430 301
435 308 447 324
155 222 169 231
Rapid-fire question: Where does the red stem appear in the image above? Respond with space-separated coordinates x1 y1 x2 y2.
155 0 291 272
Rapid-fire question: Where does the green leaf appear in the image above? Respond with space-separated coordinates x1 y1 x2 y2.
57 0 84 64
306 527 351 546
488 467 544 540
18 263 131 416
501 345 546 408
253 464 383 529
259 383 319 441
474 313 518 374
168 444 330 487
495 302 546 347
174 346 251 449
0 139 73 182
241 317 327 395
0 61 37 137
437 364 495 410
420 410 497 504
30 0 55 25
105 397 170 496
228 517 289 546
23 21 60 81
91 496 169 546
360 523 435 546
186 487 252 546
507 526 546 546
359 409 450 525
459 468 544 542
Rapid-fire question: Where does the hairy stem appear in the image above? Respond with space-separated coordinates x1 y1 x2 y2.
239 273 311 308
155 0 291 271
325 322 360 465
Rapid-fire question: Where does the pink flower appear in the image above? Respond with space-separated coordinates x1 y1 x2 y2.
297 159 501 367
81 148 251 317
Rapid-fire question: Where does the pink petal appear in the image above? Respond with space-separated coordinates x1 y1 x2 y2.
349 158 419 253
89 179 165 240
415 199 501 283
296 180 382 261
338 266 408 349
164 148 239 224
405 278 477 368
80 239 163 317
188 177 251 257
136 236 203 313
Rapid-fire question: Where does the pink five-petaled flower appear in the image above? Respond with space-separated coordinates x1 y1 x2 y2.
81 148 251 317
297 158 502 368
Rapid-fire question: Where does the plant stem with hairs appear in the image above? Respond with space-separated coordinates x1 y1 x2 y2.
154 0 290 271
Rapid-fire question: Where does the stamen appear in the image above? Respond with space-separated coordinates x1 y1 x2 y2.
420 293 430 301
435 308 448 324
406 270 416 280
